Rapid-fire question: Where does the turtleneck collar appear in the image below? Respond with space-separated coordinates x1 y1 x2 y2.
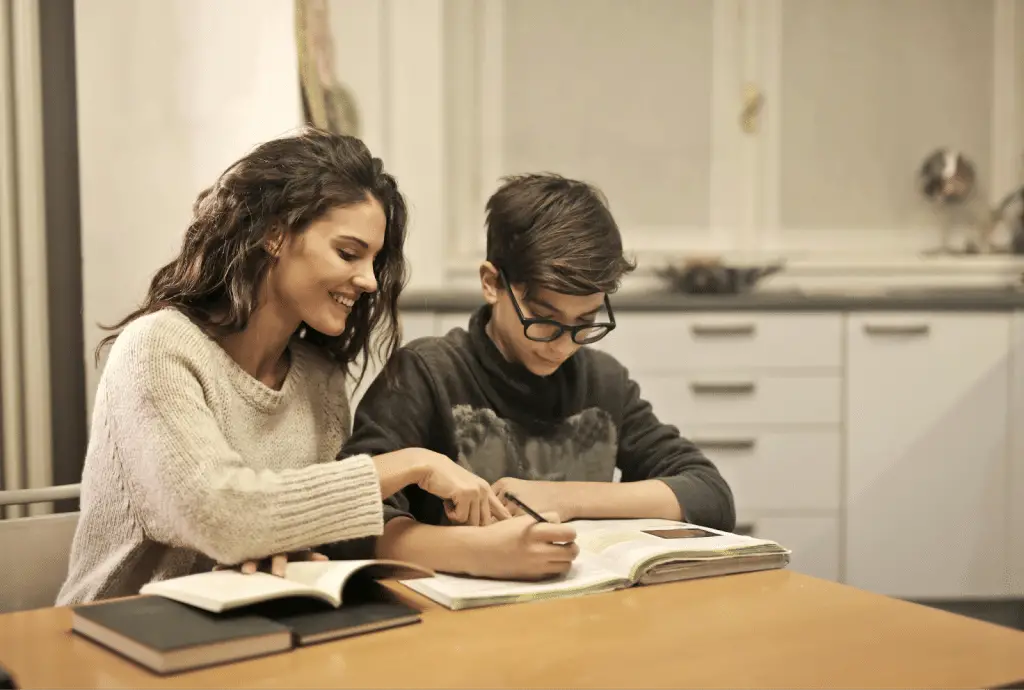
466 305 582 428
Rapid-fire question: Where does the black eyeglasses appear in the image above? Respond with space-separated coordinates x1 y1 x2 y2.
498 269 616 344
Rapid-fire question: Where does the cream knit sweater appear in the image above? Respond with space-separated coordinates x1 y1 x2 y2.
57 309 383 605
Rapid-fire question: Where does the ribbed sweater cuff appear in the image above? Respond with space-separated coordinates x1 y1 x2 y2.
264 454 384 553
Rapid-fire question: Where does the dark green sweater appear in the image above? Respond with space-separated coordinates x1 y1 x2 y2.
341 305 735 531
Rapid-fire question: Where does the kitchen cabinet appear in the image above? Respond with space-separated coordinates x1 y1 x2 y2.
331 0 1022 271
596 312 845 582
388 310 846 583
744 515 841 583
761 0 1000 255
845 313 1011 598
378 305 1020 598
442 0 728 263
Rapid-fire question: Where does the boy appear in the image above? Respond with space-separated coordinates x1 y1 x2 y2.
341 174 734 580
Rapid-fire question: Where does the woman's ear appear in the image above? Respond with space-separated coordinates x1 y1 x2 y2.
479 261 500 305
264 227 286 258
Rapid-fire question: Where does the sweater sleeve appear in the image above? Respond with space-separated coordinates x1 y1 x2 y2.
341 347 441 525
614 367 737 532
106 323 384 566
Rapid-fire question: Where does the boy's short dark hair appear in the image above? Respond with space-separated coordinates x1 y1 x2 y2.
485 173 636 296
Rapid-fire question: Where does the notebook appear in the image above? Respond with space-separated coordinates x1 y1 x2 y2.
139 558 433 613
401 518 791 610
71 596 293 674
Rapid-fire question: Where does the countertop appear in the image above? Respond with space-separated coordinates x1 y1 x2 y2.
398 286 1024 313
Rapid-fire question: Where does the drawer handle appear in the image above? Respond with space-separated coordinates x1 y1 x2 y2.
692 438 757 451
863 323 930 336
691 323 756 337
734 522 756 537
690 381 756 395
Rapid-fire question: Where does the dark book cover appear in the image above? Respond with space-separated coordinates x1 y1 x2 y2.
248 577 421 645
71 597 292 673
252 598 421 645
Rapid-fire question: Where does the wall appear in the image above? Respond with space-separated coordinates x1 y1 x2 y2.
75 0 303 412
327 0 448 292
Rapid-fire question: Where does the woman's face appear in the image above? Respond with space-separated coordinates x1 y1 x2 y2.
268 196 386 337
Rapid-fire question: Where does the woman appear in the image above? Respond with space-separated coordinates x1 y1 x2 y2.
58 128 508 605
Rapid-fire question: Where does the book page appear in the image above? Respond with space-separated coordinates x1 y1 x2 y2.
571 519 787 581
140 571 324 613
401 557 627 609
283 559 435 606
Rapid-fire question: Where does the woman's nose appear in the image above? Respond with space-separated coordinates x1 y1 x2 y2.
353 263 378 294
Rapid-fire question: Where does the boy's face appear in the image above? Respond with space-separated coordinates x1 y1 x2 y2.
480 262 607 377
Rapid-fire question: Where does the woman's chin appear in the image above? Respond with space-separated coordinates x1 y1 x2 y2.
303 315 348 338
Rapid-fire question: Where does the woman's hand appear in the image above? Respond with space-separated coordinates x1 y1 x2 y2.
373 449 512 526
416 453 512 526
215 550 328 577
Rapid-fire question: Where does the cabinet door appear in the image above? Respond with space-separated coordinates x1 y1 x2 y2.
762 0 998 254
444 0 737 263
1012 312 1024 596
739 515 840 582
845 313 1011 598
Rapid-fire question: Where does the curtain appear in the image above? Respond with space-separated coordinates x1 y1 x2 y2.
0 0 54 518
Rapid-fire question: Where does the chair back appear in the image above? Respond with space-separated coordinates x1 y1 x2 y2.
0 485 80 613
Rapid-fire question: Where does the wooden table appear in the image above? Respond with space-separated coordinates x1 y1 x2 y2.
2 571 1024 689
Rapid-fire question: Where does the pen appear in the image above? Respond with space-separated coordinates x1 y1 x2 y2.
503 492 549 523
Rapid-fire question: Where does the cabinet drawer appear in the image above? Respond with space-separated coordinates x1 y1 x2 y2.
595 313 843 373
735 515 840 582
689 429 841 512
638 374 841 426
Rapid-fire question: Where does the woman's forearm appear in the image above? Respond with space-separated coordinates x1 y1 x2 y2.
371 449 431 499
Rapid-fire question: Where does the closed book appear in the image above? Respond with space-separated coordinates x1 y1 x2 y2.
71 597 292 674
253 597 422 646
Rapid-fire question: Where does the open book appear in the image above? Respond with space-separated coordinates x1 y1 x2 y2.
139 559 434 614
401 519 790 610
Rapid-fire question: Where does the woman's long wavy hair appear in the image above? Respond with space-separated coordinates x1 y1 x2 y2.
97 128 408 385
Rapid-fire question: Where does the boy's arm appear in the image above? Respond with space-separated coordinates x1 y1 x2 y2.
612 374 736 530
333 347 511 571
374 517 480 574
492 368 735 529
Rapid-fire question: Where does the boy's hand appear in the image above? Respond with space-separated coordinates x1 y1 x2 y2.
464 514 579 580
492 477 575 522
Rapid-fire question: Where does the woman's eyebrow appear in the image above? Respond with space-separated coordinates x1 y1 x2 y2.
335 235 369 249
